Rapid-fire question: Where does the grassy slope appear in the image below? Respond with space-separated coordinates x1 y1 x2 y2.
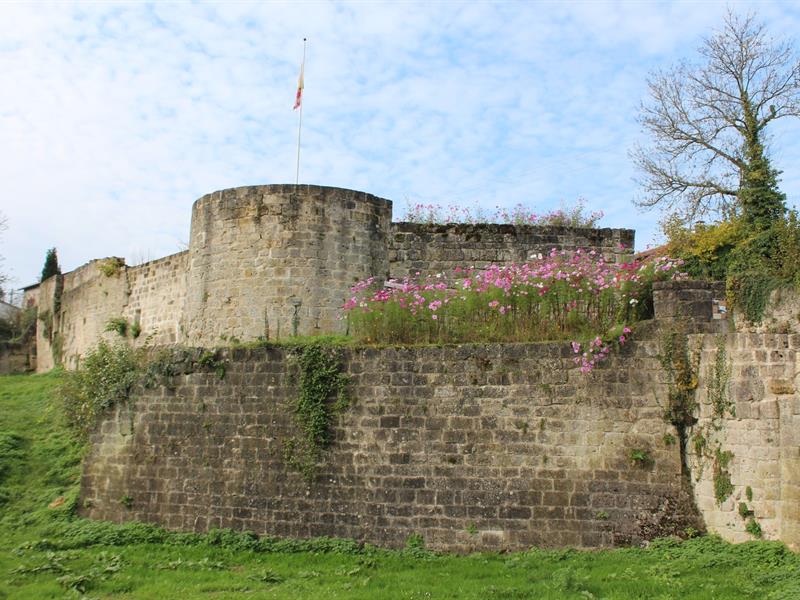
1 373 799 599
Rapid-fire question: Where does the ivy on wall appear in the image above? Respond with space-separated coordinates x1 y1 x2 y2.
283 344 350 482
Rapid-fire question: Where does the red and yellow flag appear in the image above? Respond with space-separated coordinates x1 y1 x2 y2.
293 61 304 110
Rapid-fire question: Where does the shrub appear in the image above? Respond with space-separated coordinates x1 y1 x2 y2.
98 257 125 277
104 317 129 338
662 217 743 281
664 211 800 323
57 341 143 441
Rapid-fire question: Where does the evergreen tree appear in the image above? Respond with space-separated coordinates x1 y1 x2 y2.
41 247 61 282
738 104 786 229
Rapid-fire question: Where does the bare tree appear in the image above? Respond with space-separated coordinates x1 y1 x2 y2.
632 11 800 224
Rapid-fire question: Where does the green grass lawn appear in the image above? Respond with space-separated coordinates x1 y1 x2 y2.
1 372 799 599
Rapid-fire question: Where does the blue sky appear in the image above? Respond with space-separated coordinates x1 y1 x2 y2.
2 1 800 291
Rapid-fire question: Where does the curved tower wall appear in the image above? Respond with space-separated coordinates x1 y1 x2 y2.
182 184 391 345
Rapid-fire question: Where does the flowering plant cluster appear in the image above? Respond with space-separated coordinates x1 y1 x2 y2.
343 251 686 372
401 198 603 228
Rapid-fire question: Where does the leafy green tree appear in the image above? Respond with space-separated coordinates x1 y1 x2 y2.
632 11 798 228
41 247 61 282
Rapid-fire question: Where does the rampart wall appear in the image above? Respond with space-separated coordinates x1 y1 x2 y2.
124 251 188 347
36 253 188 370
35 272 64 371
79 340 701 552
57 260 131 369
78 282 800 551
688 331 800 546
389 223 633 279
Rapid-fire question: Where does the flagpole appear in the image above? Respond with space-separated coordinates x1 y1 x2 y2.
295 38 307 186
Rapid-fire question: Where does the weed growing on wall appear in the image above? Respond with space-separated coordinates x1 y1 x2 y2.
139 346 198 389
745 517 763 539
38 309 53 339
672 335 740 512
284 344 349 481
658 328 706 485
629 448 654 468
98 257 125 277
727 268 779 324
738 502 753 519
713 448 735 505
197 350 226 380
51 332 64 366
104 316 144 340
104 316 129 338
707 336 734 421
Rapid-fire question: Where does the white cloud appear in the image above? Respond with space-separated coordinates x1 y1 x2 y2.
1 0 799 288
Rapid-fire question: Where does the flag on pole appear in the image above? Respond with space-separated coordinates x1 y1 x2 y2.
294 38 307 185
293 61 304 110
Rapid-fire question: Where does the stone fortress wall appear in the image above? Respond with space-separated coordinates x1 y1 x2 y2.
80 339 701 552
36 252 188 370
182 185 390 346
20 184 800 550
79 282 800 551
31 185 633 370
689 330 800 546
389 222 634 279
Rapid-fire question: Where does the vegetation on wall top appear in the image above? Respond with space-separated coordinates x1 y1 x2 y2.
401 198 603 228
664 211 800 323
345 249 684 372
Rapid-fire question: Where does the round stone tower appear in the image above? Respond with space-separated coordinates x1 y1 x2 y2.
182 184 391 345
